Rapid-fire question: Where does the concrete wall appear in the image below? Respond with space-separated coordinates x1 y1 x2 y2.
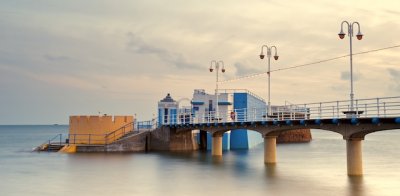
150 127 198 151
69 115 134 145
106 131 149 152
277 129 312 143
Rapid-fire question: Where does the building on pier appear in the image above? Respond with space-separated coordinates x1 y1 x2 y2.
191 89 266 150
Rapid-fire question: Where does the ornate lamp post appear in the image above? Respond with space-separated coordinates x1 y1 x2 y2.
338 21 363 113
209 60 225 121
259 45 279 117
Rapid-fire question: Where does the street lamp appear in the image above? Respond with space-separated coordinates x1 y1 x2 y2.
338 21 363 112
209 60 225 121
259 45 279 117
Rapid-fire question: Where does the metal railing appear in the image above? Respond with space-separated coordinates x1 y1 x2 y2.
160 96 400 125
34 134 63 151
68 133 107 145
104 122 135 144
67 119 158 145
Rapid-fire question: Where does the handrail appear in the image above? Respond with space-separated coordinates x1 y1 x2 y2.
104 121 135 144
68 133 107 145
160 96 400 125
35 133 63 151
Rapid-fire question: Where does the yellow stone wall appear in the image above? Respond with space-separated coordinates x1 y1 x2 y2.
69 115 134 144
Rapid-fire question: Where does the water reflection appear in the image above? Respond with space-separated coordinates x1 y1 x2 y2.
348 176 364 196
265 163 277 178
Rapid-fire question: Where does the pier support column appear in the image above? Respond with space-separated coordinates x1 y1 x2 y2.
346 139 363 176
264 136 277 164
199 130 207 150
212 134 223 156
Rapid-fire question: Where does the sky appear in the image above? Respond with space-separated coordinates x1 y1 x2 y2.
0 0 399 124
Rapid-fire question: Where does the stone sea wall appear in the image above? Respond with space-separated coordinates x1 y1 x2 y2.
277 129 312 143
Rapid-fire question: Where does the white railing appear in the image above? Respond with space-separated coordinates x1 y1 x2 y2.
159 96 400 125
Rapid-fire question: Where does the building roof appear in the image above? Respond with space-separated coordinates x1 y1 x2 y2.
160 93 176 102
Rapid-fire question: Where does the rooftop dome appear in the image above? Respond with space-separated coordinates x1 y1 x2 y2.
160 93 175 102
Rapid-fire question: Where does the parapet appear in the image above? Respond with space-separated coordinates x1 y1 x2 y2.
69 115 134 144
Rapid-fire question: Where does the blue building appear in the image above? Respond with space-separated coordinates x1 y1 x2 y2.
191 89 266 150
158 93 178 127
157 90 267 150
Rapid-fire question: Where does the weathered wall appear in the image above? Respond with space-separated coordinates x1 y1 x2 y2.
106 131 149 152
149 127 170 151
277 129 312 143
169 129 199 151
150 127 198 151
69 115 134 144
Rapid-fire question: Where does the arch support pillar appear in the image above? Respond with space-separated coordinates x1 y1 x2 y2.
212 134 223 156
264 136 277 164
346 138 363 176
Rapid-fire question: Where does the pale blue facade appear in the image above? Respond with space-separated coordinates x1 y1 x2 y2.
157 93 178 127
230 92 265 149
192 90 266 150
158 90 266 150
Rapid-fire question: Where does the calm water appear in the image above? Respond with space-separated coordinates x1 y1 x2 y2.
0 125 399 196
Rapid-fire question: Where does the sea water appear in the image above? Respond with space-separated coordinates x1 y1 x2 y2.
0 125 399 196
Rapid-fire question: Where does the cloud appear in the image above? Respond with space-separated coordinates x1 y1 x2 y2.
385 9 400 16
43 54 75 63
234 62 261 76
388 68 400 91
340 71 362 81
126 32 201 70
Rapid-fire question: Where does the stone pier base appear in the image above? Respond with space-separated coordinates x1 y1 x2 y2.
347 139 363 176
264 136 277 164
212 135 223 156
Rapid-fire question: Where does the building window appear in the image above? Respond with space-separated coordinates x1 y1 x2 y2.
164 108 168 123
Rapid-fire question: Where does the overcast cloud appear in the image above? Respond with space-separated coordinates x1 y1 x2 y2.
0 0 400 124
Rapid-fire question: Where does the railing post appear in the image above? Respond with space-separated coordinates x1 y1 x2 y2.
319 102 322 119
290 105 293 120
59 134 62 146
336 101 339 118
304 104 307 120
364 104 367 117
356 99 359 117
383 102 386 117
377 98 380 117
332 106 335 118
253 107 256 122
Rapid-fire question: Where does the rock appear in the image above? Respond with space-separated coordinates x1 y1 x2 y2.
277 129 312 143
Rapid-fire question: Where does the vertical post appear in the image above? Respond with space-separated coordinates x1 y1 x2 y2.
346 138 363 175
304 104 308 119
319 102 322 119
349 24 354 111
216 64 219 122
377 98 380 117
355 99 359 117
383 102 386 117
337 101 340 118
268 50 271 116
264 136 277 164
364 104 367 117
212 134 223 156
